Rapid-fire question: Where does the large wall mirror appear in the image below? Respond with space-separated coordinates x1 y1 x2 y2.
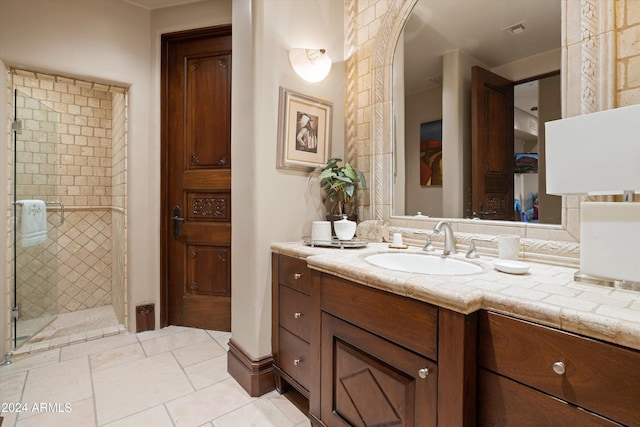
366 0 616 252
392 0 562 224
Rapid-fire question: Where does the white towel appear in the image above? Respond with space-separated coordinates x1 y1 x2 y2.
20 200 47 247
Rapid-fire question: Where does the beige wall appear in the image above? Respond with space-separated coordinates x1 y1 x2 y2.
0 0 150 354
231 0 345 358
0 0 340 358
0 0 232 354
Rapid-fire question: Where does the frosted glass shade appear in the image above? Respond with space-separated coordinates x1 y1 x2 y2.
289 48 332 83
545 104 640 195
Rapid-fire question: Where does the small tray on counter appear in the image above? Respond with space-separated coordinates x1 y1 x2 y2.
302 236 369 249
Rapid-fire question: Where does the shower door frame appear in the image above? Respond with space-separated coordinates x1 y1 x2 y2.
11 88 61 349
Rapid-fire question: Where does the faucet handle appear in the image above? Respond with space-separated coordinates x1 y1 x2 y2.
466 237 495 259
412 231 434 252
423 233 434 252
466 240 480 259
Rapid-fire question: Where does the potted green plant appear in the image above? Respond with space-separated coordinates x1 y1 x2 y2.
315 157 366 221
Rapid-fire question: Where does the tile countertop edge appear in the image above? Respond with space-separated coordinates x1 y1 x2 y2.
271 242 640 351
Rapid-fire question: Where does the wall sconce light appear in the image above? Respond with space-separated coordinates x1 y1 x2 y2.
289 48 332 83
545 104 640 287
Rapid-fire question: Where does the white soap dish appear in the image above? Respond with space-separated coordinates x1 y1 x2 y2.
493 259 530 275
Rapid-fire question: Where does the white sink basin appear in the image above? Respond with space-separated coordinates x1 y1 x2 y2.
365 253 483 276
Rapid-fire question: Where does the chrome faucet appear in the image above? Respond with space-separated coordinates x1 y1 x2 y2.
433 221 457 255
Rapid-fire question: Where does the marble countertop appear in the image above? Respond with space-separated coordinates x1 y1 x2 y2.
271 241 640 352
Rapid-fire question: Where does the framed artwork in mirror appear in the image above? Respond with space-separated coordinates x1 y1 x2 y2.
420 120 443 186
515 153 538 174
277 87 332 171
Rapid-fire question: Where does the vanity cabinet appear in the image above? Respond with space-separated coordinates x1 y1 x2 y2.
272 253 476 426
272 254 313 397
319 274 439 426
273 252 640 426
478 311 640 426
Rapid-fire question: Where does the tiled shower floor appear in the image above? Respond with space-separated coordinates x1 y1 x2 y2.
0 326 309 426
14 306 125 355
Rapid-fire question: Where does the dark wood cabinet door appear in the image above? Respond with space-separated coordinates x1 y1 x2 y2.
321 312 437 427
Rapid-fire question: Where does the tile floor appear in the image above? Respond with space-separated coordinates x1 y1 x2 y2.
0 326 310 426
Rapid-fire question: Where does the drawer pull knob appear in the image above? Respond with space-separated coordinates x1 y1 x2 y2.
294 312 302 319
552 361 566 375
418 368 430 379
293 358 302 366
293 273 302 279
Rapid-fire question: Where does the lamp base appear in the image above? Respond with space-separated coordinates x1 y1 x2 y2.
573 271 640 292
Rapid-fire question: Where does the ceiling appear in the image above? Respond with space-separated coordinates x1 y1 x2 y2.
122 0 203 10
125 0 557 115
403 0 561 97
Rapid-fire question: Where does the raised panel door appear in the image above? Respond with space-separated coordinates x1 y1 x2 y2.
321 312 437 426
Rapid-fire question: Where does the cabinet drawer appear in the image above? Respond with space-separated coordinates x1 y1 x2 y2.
479 311 640 426
279 284 310 341
279 327 310 391
279 255 311 294
321 274 438 359
478 369 622 426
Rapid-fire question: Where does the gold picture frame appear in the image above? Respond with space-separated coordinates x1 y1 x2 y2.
277 87 332 171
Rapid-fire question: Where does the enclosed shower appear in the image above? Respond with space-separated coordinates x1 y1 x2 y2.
7 69 127 351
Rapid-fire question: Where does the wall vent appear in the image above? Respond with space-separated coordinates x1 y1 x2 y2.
502 22 527 35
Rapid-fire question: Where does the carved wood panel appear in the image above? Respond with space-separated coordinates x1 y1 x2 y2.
186 245 230 297
187 192 230 221
186 53 231 169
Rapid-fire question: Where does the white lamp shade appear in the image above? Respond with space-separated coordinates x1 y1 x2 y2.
581 202 640 282
289 48 332 83
545 104 640 195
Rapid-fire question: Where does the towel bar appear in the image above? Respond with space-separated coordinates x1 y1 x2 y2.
13 200 65 227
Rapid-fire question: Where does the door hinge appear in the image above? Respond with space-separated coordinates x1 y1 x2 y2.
11 120 22 133
10 305 20 320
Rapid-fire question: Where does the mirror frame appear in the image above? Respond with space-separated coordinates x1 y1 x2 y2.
359 0 616 258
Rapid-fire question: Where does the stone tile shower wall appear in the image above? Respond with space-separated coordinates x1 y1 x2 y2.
616 0 640 106
8 69 127 324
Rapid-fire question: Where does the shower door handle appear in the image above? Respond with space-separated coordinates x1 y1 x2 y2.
172 206 185 237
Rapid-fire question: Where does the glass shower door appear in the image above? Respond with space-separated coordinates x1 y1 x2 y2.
13 89 61 349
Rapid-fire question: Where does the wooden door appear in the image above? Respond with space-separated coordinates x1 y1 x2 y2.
471 66 514 220
161 26 232 331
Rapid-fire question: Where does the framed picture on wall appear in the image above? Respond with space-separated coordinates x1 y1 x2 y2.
420 120 443 186
277 87 333 171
